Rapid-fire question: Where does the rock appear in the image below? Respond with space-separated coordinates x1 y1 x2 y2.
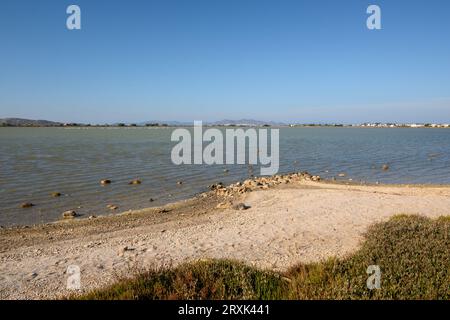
27 272 38 280
107 204 118 210
117 246 129 256
88 215 97 219
51 192 61 197
100 179 111 185
149 198 155 202
382 164 390 171
20 202 34 208
62 210 77 219
209 182 223 190
128 179 141 185
338 173 346 177
177 181 183 185
232 203 251 210
311 175 321 181
157 208 170 213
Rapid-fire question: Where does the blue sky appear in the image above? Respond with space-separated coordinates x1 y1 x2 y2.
1 0 449 124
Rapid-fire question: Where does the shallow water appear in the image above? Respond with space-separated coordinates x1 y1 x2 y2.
1 127 450 226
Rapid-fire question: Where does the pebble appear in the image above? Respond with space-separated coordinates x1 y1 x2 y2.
62 210 77 219
27 272 38 280
117 246 132 257
232 203 251 210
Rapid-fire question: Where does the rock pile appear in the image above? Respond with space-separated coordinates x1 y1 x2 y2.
209 171 320 197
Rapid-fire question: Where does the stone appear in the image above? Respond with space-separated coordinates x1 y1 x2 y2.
62 210 77 219
128 179 141 185
177 181 183 185
51 192 61 197
382 164 390 171
149 198 155 202
338 173 346 177
27 272 38 280
107 204 118 210
100 179 111 185
21 202 34 208
232 203 251 210
117 246 129 256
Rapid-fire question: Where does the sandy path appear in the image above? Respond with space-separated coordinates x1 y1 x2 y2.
1 181 450 299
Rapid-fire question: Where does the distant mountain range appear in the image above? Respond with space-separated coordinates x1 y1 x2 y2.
0 118 63 127
1 118 286 127
208 119 285 126
140 119 286 126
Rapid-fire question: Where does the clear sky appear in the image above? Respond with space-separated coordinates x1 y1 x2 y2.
1 0 450 124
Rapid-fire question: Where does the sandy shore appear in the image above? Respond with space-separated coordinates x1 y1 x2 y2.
1 177 450 299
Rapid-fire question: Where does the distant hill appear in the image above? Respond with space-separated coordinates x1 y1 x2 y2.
209 119 286 126
0 118 62 127
139 119 285 126
0 118 286 127
138 120 191 126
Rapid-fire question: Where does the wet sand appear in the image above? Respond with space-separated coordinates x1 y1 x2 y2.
1 178 450 299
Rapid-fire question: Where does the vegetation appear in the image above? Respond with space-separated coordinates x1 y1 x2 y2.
77 215 450 300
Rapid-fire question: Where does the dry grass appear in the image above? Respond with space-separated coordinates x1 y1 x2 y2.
76 215 450 300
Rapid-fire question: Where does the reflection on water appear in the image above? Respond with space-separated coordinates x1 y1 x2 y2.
1 127 450 226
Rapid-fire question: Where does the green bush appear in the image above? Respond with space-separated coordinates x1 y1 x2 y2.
77 215 450 300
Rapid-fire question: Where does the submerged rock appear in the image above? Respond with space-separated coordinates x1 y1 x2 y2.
62 210 77 219
21 202 34 208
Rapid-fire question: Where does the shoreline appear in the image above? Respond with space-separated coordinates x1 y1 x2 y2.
4 174 450 230
2 173 450 299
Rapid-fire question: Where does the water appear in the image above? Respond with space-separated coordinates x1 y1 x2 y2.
1 127 450 226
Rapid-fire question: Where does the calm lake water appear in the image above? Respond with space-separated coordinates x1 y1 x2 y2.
1 127 450 226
